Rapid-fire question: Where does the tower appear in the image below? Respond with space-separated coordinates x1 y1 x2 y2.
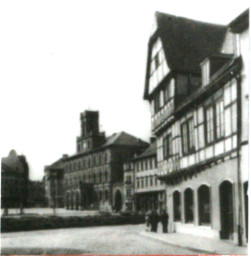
76 110 105 153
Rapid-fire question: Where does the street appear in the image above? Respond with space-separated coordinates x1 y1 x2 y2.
1 224 202 255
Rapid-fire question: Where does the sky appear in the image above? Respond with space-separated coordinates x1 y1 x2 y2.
0 0 249 180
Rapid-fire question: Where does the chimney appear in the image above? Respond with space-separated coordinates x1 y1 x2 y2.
150 136 156 143
62 154 68 159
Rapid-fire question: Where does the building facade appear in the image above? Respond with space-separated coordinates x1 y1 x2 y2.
122 139 166 213
1 150 29 209
143 10 249 245
134 140 166 213
44 157 65 208
46 110 149 212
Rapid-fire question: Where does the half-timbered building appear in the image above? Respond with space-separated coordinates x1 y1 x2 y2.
143 10 249 245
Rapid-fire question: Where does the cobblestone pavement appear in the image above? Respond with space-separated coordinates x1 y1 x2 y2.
1 224 204 255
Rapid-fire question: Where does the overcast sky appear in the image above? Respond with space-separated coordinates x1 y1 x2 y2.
0 0 249 180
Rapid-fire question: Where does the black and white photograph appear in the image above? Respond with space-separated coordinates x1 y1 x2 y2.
0 0 249 255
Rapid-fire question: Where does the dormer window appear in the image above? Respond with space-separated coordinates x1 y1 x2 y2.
200 58 210 86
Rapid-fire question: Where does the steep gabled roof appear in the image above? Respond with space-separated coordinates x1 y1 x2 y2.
101 131 149 148
155 12 227 73
144 12 227 99
229 9 249 33
134 141 156 160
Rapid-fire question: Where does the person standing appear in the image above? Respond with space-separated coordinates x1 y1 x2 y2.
150 210 159 232
160 209 169 233
145 210 151 231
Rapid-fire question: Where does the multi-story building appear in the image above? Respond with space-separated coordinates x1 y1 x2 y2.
134 140 166 213
44 156 65 208
123 161 135 212
143 10 249 245
122 139 166 213
59 110 148 212
1 150 29 210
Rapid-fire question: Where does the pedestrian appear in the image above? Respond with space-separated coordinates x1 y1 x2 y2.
145 210 151 231
150 210 159 232
160 209 169 233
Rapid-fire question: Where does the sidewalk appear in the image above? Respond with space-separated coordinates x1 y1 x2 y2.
139 228 248 254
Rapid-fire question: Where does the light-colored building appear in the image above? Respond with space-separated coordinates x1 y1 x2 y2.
143 10 249 245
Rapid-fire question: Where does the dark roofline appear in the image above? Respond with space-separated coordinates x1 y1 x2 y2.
155 11 226 27
229 9 249 33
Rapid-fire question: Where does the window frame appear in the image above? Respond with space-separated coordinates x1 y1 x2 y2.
204 97 225 145
181 117 195 156
163 134 172 160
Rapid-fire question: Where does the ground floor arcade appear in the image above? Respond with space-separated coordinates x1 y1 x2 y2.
64 183 124 212
165 158 248 245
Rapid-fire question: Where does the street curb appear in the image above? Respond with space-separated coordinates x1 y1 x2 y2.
138 231 218 254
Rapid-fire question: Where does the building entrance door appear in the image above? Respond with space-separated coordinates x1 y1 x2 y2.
220 181 234 239
114 190 122 212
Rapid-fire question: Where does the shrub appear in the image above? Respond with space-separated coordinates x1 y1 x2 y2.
1 214 145 232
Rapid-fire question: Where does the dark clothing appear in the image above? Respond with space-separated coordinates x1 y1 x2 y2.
160 212 169 233
150 211 159 232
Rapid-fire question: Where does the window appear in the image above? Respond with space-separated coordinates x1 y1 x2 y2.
149 38 169 94
126 189 132 196
141 178 144 188
205 98 224 144
205 106 215 144
163 134 172 159
201 59 210 86
164 83 170 103
184 188 194 223
198 185 211 225
173 191 181 221
137 178 140 188
181 118 195 155
215 99 224 139
126 176 132 183
154 93 160 113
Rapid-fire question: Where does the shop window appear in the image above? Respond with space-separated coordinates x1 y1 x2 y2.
198 185 211 225
184 188 194 223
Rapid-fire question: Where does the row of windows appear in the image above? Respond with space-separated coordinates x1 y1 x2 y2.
162 96 237 159
136 176 163 189
135 157 157 172
65 171 109 186
65 152 109 172
173 185 210 225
